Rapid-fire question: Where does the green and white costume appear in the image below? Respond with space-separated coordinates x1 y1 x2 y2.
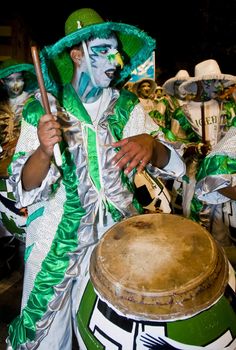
196 122 236 246
7 84 184 349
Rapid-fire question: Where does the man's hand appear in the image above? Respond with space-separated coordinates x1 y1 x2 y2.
22 114 62 191
112 134 169 174
38 114 62 158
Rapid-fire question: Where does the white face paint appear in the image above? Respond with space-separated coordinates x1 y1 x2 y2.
85 35 122 88
2 72 24 98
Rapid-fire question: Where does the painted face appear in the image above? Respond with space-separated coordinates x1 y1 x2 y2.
84 35 123 88
173 80 184 98
2 72 24 98
201 79 223 99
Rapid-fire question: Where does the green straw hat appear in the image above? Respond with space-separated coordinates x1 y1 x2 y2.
0 59 37 92
41 8 156 94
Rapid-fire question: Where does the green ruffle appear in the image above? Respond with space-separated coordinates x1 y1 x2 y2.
8 149 86 349
8 86 143 348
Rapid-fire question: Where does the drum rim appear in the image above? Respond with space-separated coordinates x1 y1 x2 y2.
90 213 229 321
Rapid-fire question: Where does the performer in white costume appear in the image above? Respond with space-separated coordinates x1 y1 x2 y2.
174 59 236 249
7 8 185 349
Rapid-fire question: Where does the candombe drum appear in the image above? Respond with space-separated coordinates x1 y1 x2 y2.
76 213 236 349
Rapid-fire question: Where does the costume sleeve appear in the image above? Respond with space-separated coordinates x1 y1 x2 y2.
9 118 61 208
123 103 186 178
195 126 236 204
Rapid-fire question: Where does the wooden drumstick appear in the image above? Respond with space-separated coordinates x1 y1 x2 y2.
200 102 206 145
31 46 62 167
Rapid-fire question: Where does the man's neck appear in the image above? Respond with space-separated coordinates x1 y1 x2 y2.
71 71 103 103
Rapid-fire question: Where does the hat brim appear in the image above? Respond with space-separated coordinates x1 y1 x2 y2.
163 77 189 96
0 63 35 79
41 21 156 95
180 74 236 95
0 63 37 93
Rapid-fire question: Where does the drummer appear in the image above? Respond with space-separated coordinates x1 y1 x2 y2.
7 7 185 350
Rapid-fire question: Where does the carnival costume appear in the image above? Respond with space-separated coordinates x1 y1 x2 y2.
7 9 185 349
0 60 37 240
176 60 236 248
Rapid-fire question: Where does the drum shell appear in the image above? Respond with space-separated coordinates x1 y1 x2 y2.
76 214 236 349
76 273 236 349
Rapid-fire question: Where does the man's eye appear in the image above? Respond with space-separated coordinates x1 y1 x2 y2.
100 49 108 54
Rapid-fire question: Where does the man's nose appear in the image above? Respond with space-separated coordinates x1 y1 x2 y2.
108 51 124 69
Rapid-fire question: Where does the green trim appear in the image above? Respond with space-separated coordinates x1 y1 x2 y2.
87 128 100 190
26 207 45 226
8 148 86 348
24 244 34 262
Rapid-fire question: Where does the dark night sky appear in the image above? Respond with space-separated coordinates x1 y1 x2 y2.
3 0 236 83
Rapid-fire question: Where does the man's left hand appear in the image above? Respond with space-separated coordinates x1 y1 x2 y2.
111 134 155 174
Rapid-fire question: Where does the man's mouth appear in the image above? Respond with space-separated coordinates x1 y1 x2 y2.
105 69 115 79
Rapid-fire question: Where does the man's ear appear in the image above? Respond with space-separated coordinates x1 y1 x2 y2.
70 48 83 65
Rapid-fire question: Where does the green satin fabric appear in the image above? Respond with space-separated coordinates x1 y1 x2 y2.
87 128 101 190
172 108 201 142
9 149 86 349
22 96 44 127
108 89 143 217
189 194 204 222
196 154 236 182
9 87 143 348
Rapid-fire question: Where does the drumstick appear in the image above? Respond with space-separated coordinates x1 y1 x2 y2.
200 102 206 145
31 46 62 167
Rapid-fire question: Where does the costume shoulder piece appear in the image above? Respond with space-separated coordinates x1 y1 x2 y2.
22 96 45 126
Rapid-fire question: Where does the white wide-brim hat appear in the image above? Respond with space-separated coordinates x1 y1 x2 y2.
179 59 236 96
162 69 190 96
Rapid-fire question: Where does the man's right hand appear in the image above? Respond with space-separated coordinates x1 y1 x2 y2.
38 114 62 158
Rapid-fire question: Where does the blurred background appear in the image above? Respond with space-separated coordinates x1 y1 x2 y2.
0 0 236 83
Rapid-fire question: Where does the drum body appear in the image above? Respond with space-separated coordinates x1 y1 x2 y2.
76 214 236 349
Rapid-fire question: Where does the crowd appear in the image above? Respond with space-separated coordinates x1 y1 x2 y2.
0 6 236 350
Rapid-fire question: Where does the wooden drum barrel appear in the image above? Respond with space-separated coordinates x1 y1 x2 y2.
76 213 236 349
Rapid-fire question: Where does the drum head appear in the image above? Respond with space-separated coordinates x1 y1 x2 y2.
90 213 228 321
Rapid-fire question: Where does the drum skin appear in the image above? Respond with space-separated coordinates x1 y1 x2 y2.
76 214 236 349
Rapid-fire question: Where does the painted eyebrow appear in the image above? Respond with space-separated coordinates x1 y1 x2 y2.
91 44 115 52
